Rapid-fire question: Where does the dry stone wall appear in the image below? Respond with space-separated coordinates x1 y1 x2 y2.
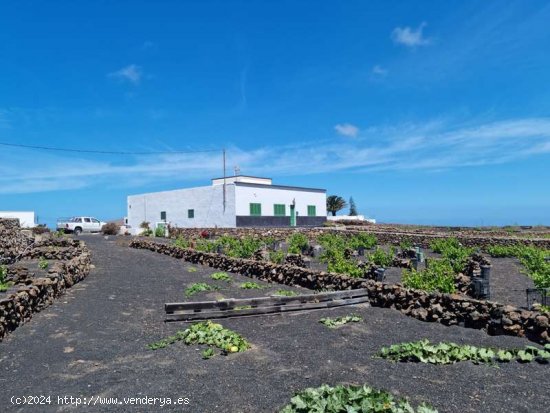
0 220 92 340
130 239 549 344
167 227 550 250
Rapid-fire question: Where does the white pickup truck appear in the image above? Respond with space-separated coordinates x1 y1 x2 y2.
56 217 107 235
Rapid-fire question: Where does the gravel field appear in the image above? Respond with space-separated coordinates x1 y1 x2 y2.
0 235 548 413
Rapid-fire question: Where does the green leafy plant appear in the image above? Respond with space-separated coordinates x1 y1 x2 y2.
185 283 220 297
240 281 264 290
210 272 232 282
273 290 298 297
485 244 550 289
38 258 49 270
319 315 362 328
280 384 437 413
154 226 166 237
147 321 250 357
367 247 395 267
348 233 377 250
0 265 12 292
187 267 198 273
402 259 456 294
287 233 309 254
268 250 285 264
430 238 474 273
377 339 550 365
174 236 190 249
202 347 215 359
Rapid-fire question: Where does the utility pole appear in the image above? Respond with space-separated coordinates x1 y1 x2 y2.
223 148 226 212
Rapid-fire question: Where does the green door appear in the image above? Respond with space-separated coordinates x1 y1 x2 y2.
290 204 296 227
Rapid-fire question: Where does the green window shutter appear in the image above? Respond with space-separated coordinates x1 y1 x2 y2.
307 205 316 217
188 209 194 219
160 211 166 221
274 204 286 216
249 203 261 216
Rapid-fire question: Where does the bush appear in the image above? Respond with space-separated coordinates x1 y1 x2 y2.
403 259 456 294
430 238 474 273
280 384 437 413
101 222 119 235
486 244 550 289
348 233 377 250
367 247 395 267
155 226 165 237
287 233 309 254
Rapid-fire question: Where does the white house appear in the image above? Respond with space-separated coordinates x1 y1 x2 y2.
126 176 327 231
0 211 36 228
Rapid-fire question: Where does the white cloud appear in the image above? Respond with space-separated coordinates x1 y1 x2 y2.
108 64 142 84
372 65 388 76
1 117 549 194
391 22 432 47
334 123 359 138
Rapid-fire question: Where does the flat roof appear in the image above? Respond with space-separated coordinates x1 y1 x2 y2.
210 174 272 181
234 181 326 193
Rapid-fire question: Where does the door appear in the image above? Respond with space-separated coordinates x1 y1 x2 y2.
290 204 296 227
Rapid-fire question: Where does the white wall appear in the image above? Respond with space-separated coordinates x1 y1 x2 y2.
0 211 36 228
234 184 326 217
127 184 236 232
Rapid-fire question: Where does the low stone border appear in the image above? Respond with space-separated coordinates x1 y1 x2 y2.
0 221 92 341
167 227 550 250
130 239 549 344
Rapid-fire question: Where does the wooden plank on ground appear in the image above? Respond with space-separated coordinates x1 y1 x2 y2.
165 296 370 322
165 288 370 313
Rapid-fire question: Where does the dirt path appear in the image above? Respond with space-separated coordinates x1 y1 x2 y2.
1 236 548 413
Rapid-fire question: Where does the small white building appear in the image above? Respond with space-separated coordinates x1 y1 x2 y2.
126 176 327 231
0 211 36 228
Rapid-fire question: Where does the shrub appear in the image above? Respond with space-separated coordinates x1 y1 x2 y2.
240 281 264 289
210 272 232 282
486 244 550 289
0 265 12 292
101 222 119 235
287 233 309 254
147 321 250 356
174 236 190 249
402 259 456 294
185 283 220 297
430 238 474 273
348 233 377 250
154 226 165 237
367 247 395 267
268 250 285 264
280 384 438 413
38 257 49 270
378 339 550 364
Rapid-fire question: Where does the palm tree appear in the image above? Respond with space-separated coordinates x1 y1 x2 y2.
326 195 347 216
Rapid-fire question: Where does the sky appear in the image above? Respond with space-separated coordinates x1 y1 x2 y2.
1 0 549 227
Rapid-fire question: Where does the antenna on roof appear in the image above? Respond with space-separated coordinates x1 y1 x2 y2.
234 165 240 176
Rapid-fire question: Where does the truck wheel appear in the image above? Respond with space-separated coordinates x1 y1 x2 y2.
74 227 82 236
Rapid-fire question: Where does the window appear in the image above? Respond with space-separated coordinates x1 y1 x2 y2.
307 205 316 217
92 218 99 223
160 211 167 221
249 203 261 216
188 209 194 219
273 204 286 216
84 218 91 223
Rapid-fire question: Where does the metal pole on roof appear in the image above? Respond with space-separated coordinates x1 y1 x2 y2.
223 148 226 212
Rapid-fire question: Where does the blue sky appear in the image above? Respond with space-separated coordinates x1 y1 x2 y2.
1 0 549 226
